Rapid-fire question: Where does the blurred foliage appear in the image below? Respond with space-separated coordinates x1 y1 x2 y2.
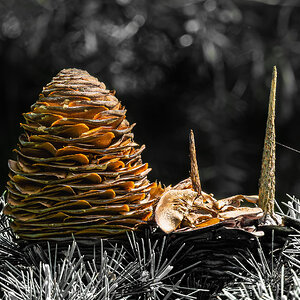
0 0 299 202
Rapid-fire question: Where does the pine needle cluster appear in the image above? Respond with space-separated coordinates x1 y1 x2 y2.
0 193 202 299
2 193 300 299
219 196 300 300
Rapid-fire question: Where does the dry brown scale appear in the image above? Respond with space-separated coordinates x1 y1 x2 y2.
154 128 265 236
155 154 264 236
4 68 163 241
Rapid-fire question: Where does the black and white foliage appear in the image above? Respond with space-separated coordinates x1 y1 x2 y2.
0 204 201 300
2 194 300 299
219 195 300 300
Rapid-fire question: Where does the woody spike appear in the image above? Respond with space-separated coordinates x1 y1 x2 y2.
258 66 277 215
189 130 202 202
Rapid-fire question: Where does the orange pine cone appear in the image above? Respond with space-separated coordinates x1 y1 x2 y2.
4 68 159 241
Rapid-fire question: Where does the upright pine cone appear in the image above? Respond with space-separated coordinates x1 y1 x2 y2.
5 68 159 241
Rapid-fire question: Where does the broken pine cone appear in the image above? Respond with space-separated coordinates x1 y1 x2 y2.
4 68 162 241
155 130 264 235
155 178 263 235
155 67 284 236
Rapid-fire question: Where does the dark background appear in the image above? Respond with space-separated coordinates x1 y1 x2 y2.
0 0 299 203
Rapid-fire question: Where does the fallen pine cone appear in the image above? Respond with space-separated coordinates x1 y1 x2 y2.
4 68 163 241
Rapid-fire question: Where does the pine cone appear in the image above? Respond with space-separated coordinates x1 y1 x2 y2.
4 68 159 241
